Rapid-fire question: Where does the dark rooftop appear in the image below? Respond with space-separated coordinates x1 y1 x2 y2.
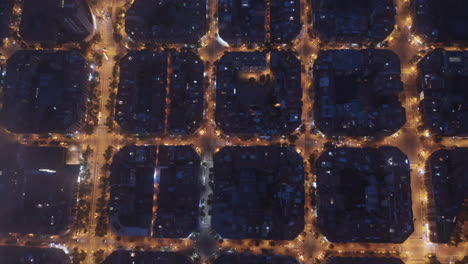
412 0 468 43
215 51 302 137
426 148 468 243
326 257 406 264
218 0 301 45
0 144 79 235
116 50 204 135
20 0 94 44
1 50 87 133
314 49 405 137
417 50 468 136
102 250 192 264
316 147 414 243
109 145 200 238
125 0 208 44
312 0 395 43
109 145 155 237
152 145 200 238
0 0 14 39
212 146 304 240
116 51 167 134
218 0 265 45
0 246 70 264
168 51 205 135
270 0 301 43
215 253 299 264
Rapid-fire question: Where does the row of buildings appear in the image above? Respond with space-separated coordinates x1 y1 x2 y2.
412 0 468 44
124 0 468 45
0 0 14 40
19 0 94 44
5 48 468 140
426 148 468 243
0 0 94 134
0 144 79 235
212 146 304 240
3 0 468 46
0 142 464 244
1 50 87 133
103 251 192 264
215 51 302 137
168 52 205 135
0 0 95 43
109 145 305 240
109 145 200 238
116 51 205 135
0 246 70 264
116 51 168 135
218 0 301 45
312 0 396 43
0 248 412 264
417 50 468 136
314 49 405 137
316 147 414 243
125 0 208 44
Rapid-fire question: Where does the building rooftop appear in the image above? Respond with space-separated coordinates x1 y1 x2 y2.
116 51 167 134
218 0 301 45
109 145 155 237
270 0 301 43
102 250 192 264
426 148 468 243
0 144 79 235
20 0 94 44
326 257 406 264
1 50 87 133
417 50 468 136
168 51 205 135
215 253 299 264
116 51 204 135
212 146 304 240
312 0 395 43
0 246 70 264
314 49 405 137
109 145 200 238
218 0 265 45
316 147 413 243
215 51 302 137
412 0 468 43
152 145 200 238
0 0 14 39
125 0 208 44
